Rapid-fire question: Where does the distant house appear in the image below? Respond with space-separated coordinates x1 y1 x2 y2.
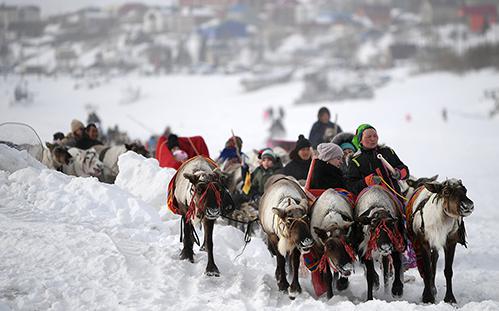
420 0 462 25
118 3 149 24
270 0 300 27
0 4 43 37
459 4 497 33
179 0 238 8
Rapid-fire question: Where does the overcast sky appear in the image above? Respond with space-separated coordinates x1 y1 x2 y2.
4 0 177 16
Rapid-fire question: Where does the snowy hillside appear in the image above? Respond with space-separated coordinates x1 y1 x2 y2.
1 69 499 310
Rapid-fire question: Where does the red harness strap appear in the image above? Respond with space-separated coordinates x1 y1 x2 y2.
365 219 405 260
185 182 222 221
318 237 357 273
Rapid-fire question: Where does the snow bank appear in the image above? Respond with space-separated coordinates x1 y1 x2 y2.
1 70 499 310
115 151 176 213
0 144 44 173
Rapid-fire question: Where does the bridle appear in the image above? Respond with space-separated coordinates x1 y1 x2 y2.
365 218 405 260
186 181 222 221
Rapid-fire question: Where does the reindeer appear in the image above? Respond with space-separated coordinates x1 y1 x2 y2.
62 147 103 178
399 174 439 200
40 143 71 171
406 179 474 304
354 185 407 301
93 143 149 183
310 189 356 299
258 178 314 299
169 156 234 276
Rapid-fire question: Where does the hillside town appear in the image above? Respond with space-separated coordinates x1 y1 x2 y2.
1 0 499 103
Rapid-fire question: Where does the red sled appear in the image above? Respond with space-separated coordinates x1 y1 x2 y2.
155 135 210 169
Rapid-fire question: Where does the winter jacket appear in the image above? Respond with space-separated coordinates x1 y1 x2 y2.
277 157 311 182
346 145 409 195
310 159 346 190
250 165 277 197
75 135 103 150
309 121 343 148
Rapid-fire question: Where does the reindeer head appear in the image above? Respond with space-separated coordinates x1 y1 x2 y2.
272 200 314 254
82 148 104 177
46 142 72 169
358 209 405 257
125 143 150 158
314 223 356 276
400 174 438 196
424 178 474 218
184 171 234 220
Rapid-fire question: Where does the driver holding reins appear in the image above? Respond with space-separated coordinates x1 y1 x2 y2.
346 124 409 198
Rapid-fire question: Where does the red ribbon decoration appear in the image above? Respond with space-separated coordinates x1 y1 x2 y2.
365 219 405 260
186 182 222 221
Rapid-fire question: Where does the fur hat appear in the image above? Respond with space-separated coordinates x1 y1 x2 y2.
317 143 343 162
352 124 375 150
70 119 84 133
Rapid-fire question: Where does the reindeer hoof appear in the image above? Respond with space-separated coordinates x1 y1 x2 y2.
205 265 220 277
278 283 289 292
336 277 349 291
392 283 403 297
205 270 220 277
444 294 457 304
180 249 194 263
288 288 300 300
422 290 435 304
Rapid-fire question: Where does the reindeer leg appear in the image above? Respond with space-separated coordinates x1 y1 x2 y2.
365 259 376 301
382 255 390 292
180 219 195 263
419 243 435 303
391 252 404 297
276 252 289 292
325 266 334 299
199 233 207 252
430 248 439 296
288 248 302 299
443 241 457 303
268 235 289 292
203 219 220 277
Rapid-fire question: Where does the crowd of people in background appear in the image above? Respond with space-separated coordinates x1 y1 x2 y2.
51 105 408 209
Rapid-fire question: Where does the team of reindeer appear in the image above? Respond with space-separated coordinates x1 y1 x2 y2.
170 156 474 305
42 143 474 304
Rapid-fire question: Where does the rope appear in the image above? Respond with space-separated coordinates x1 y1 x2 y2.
380 177 408 202
365 219 405 260
187 137 200 156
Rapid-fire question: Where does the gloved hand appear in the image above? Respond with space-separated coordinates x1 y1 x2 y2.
365 174 382 186
391 169 401 180
372 175 382 184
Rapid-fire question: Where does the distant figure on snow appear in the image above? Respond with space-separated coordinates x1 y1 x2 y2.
309 107 342 149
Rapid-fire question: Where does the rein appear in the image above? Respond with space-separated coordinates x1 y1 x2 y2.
186 182 222 221
365 218 405 260
274 214 308 239
318 237 357 273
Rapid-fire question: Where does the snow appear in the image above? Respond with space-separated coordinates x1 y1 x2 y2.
1 69 499 310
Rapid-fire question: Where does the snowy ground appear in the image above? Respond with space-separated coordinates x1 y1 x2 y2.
1 69 499 310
